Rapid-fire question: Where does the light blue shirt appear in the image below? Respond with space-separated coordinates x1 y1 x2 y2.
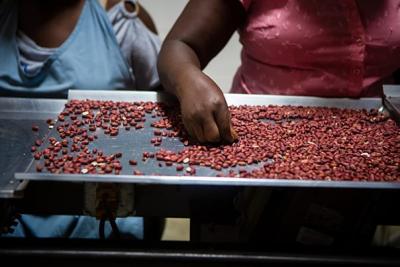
0 0 156 238
0 0 159 97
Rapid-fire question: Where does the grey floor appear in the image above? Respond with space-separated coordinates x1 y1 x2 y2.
140 0 241 93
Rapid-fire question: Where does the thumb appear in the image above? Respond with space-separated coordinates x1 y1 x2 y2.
230 125 238 142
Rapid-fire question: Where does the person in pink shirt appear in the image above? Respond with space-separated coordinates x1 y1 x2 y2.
158 0 400 143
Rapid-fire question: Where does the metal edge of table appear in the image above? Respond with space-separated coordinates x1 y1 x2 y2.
14 173 400 190
2 246 400 266
68 90 383 109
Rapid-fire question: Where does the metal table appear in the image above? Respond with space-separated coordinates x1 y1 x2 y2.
12 90 400 189
1 90 400 248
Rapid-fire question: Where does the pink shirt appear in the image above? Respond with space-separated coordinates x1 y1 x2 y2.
232 0 400 97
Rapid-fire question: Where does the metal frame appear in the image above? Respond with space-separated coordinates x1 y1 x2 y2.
14 173 400 189
1 239 400 266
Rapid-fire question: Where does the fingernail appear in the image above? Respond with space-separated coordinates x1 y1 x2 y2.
230 127 239 142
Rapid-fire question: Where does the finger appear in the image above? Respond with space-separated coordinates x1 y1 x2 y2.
191 121 206 143
182 119 197 141
202 116 221 143
183 116 205 143
214 104 234 144
230 125 239 142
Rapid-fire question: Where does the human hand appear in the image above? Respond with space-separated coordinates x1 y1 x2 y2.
178 69 238 144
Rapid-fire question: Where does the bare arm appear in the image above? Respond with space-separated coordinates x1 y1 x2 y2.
158 0 245 143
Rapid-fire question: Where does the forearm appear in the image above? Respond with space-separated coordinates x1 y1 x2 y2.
157 0 245 99
157 0 244 143
158 38 236 143
157 39 202 100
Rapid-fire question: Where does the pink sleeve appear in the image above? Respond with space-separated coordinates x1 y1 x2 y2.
239 0 251 11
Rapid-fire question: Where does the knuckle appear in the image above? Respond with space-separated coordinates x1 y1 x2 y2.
184 110 201 122
207 132 221 143
211 97 225 108
208 135 221 143
197 136 205 143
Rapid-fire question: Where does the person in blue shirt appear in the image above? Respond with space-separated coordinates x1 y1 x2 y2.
0 0 160 96
0 0 160 239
